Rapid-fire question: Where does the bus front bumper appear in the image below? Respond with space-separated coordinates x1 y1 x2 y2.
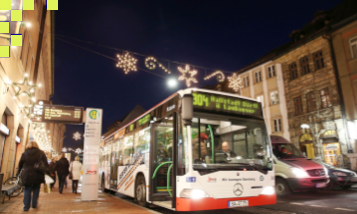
176 194 276 211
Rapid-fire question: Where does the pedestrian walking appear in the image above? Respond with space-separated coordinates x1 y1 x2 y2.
18 141 49 211
55 153 70 194
49 157 57 190
69 156 82 194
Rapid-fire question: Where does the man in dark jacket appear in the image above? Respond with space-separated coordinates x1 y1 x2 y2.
222 141 237 159
18 141 49 211
49 157 57 190
55 153 70 194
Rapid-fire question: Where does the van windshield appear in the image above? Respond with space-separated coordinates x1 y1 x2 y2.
272 143 305 159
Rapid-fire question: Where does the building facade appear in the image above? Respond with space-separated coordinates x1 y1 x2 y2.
0 1 63 181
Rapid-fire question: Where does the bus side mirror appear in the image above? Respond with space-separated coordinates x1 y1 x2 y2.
182 94 193 126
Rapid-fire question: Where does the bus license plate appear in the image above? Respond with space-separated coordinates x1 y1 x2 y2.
229 200 249 208
316 182 326 188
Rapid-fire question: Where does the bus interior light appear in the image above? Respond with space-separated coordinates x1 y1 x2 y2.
261 186 275 195
180 188 209 199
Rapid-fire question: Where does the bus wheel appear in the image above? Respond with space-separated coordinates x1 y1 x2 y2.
275 178 291 196
135 175 147 207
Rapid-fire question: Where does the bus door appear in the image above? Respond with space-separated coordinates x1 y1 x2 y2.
110 140 119 189
149 122 175 204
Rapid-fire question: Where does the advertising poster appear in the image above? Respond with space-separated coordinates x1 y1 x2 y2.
81 108 103 201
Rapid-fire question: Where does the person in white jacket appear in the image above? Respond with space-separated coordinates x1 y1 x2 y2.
69 156 82 194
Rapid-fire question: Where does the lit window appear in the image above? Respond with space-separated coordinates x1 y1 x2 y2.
255 71 262 83
320 88 332 108
350 37 357 59
257 95 264 107
270 91 279 105
274 119 282 132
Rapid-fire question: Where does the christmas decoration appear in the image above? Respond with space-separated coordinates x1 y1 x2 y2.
9 73 40 99
228 73 243 92
73 132 81 141
204 70 225 82
116 52 137 74
145 56 171 74
178 64 198 87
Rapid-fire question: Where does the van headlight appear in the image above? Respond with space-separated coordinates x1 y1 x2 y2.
290 167 309 178
180 189 210 199
261 186 275 195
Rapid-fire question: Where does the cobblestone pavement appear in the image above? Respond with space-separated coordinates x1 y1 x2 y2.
0 179 158 214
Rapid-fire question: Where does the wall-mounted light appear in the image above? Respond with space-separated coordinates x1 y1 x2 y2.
347 121 357 140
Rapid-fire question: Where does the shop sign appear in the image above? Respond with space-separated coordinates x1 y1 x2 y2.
0 123 9 135
114 129 125 140
15 136 20 143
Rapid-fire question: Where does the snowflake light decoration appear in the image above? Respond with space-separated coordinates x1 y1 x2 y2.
228 73 243 92
116 52 138 74
178 64 198 87
73 132 81 141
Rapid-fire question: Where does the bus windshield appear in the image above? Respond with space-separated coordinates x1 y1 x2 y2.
190 115 272 171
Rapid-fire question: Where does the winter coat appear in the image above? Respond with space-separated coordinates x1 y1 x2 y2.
69 161 82 180
49 161 57 178
18 147 49 186
55 157 70 176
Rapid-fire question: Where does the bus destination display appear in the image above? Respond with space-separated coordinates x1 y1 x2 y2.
192 92 262 117
42 105 83 123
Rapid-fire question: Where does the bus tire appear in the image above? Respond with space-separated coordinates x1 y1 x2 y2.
275 177 291 196
135 175 147 207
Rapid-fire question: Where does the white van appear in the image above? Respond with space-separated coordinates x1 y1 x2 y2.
270 135 330 196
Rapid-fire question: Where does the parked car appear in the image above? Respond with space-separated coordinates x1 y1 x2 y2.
270 135 330 196
314 160 357 189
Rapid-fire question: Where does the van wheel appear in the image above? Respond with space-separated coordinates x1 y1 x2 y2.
135 175 147 207
275 178 291 196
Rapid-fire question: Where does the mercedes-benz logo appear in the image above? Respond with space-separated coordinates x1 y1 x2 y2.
233 183 243 196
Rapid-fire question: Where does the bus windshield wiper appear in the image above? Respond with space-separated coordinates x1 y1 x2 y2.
234 163 269 175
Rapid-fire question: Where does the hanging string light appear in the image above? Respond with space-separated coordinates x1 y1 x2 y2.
178 64 198 87
204 70 225 82
228 73 243 92
116 52 138 74
145 56 171 74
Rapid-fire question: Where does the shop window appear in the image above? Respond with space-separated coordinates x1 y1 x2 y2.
270 91 279 105
243 76 249 87
289 62 298 80
313 50 325 70
268 65 276 78
255 71 262 83
320 87 332 108
256 95 264 107
294 96 303 115
300 56 310 75
306 91 316 112
350 36 357 59
273 119 282 132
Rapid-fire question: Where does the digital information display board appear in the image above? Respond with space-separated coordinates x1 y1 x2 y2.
192 92 262 118
42 105 84 123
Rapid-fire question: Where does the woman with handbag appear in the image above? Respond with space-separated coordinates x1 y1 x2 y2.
18 141 49 211
69 156 82 194
55 153 69 194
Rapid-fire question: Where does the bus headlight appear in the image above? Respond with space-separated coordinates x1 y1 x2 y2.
180 189 210 199
261 186 275 195
290 167 309 178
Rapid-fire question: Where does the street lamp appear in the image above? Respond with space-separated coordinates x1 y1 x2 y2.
167 78 177 88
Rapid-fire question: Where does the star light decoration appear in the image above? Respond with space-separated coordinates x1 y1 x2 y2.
73 132 81 141
178 64 198 87
228 73 243 92
116 52 138 74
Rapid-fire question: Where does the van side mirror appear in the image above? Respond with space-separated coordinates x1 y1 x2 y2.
182 94 193 126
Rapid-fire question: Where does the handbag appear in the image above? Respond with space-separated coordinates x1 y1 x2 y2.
17 168 24 186
34 156 47 174
43 183 51 193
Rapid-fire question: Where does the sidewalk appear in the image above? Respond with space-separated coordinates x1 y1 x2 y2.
0 179 158 214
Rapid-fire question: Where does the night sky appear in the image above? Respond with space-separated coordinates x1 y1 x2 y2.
51 0 345 149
